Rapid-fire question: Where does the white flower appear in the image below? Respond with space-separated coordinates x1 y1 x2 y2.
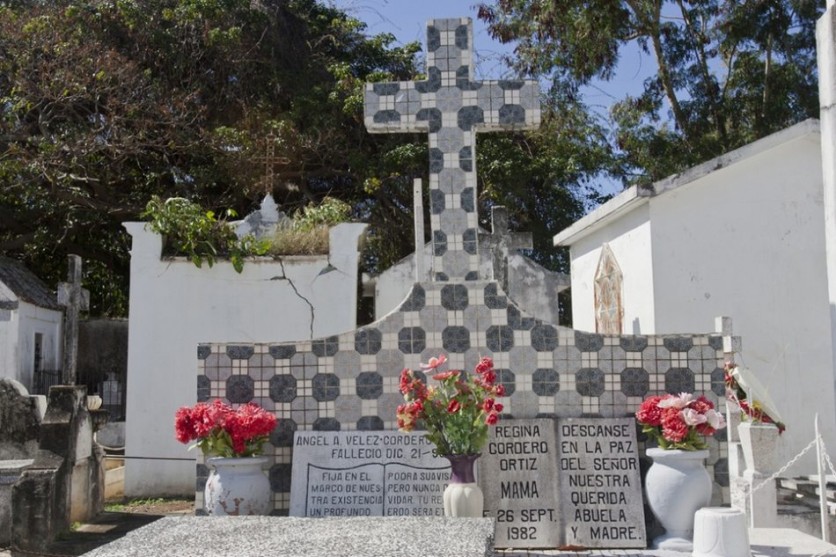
705 409 726 430
681 408 708 426
658 393 694 409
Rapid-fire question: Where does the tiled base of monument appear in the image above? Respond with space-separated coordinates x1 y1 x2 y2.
79 516 495 557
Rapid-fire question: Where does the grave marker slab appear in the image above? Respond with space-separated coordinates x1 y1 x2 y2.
289 431 450 518
479 419 560 548
557 417 646 548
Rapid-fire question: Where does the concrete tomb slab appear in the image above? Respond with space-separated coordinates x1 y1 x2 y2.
79 516 495 557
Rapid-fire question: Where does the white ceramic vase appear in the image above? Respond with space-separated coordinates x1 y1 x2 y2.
204 456 272 516
442 454 484 518
645 448 712 551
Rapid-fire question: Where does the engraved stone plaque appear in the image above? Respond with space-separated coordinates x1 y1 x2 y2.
479 419 560 548
557 417 646 548
289 431 450 517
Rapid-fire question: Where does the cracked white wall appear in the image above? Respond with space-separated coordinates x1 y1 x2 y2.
121 221 367 496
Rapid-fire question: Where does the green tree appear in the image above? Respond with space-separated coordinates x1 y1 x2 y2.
1 0 605 321
0 0 421 315
478 0 822 184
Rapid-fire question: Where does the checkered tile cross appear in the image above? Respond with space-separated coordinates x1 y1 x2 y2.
364 18 541 282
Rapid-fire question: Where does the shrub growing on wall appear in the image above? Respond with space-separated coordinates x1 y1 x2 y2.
142 196 267 272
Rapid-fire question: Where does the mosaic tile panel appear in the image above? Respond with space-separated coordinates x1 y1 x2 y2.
364 18 540 281
195 280 732 515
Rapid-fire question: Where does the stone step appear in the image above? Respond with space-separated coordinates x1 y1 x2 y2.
779 477 836 502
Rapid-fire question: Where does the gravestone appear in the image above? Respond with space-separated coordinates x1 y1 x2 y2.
289 431 450 517
479 419 560 548
479 417 645 549
557 417 645 548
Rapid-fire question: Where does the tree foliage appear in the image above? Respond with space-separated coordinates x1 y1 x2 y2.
478 0 822 184
1 0 605 319
0 0 425 314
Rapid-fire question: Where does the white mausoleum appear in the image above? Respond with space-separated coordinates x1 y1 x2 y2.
0 257 63 392
553 119 835 468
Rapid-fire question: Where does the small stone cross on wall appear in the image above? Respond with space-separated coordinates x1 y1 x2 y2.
364 18 540 281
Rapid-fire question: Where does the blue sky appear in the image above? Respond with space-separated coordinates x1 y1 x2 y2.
328 0 654 115
328 0 648 196
329 0 512 78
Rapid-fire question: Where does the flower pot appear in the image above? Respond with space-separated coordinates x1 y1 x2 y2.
645 448 712 551
442 454 483 518
737 421 779 476
204 456 272 516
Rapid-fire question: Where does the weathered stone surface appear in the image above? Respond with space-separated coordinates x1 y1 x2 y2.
289 431 449 517
80 516 495 557
557 417 646 548
0 379 43 460
479 419 560 548
11 385 105 554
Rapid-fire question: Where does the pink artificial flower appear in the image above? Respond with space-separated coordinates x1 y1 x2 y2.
680 408 708 426
691 395 714 414
433 370 460 381
661 407 689 442
447 400 461 414
494 402 504 413
421 354 448 370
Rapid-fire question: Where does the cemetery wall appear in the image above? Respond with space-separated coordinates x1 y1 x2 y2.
122 222 367 496
78 319 128 419
561 121 834 469
197 280 730 515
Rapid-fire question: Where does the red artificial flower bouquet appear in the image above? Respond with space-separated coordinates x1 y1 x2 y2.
175 399 277 458
397 354 505 455
636 393 726 450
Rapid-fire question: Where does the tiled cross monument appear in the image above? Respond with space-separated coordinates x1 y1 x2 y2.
195 18 732 515
363 17 540 280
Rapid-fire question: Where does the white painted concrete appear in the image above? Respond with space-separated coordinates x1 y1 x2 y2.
375 243 569 324
555 120 835 470
566 202 654 335
0 301 62 392
818 2 836 452
123 222 367 497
